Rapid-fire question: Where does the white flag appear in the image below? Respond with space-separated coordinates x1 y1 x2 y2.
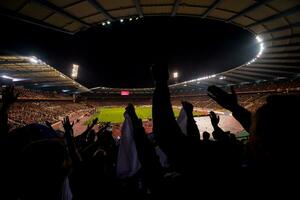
177 107 188 135
61 177 72 200
116 113 141 178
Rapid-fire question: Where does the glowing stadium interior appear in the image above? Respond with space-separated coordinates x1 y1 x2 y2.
2 2 300 198
1 0 300 94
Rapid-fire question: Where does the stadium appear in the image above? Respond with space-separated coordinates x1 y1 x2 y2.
1 0 300 199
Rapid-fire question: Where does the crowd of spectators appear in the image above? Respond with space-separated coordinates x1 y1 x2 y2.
15 87 72 100
0 64 299 199
8 101 92 130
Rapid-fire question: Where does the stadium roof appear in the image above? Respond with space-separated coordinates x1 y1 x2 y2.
1 0 300 93
0 55 90 93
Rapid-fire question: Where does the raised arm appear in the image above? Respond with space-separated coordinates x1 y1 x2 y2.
209 111 228 141
62 116 81 165
207 85 252 132
125 104 163 193
151 63 187 170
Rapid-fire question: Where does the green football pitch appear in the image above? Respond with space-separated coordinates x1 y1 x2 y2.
85 106 201 124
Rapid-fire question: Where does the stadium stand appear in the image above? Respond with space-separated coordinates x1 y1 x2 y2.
1 0 300 199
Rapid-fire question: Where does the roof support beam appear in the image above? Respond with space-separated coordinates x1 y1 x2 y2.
260 22 300 34
264 34 300 42
246 5 300 28
241 67 297 74
133 0 143 17
0 69 54 75
234 69 276 78
255 59 300 64
270 42 300 48
201 0 223 19
171 0 181 17
223 77 245 83
33 0 90 27
87 0 114 21
0 7 73 34
227 0 274 22
16 0 31 12
261 52 300 58
225 73 260 81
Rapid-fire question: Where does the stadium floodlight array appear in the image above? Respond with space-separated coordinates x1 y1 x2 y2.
170 74 217 87
101 16 140 27
170 34 265 88
246 35 264 65
28 56 46 65
1 75 24 82
173 72 178 78
71 64 79 79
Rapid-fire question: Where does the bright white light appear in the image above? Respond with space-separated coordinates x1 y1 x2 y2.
129 18 132 21
219 76 226 80
71 64 79 79
29 56 38 64
256 35 263 43
2 75 13 79
102 22 106 26
260 43 264 50
173 72 178 78
62 89 70 93
120 19 124 23
107 21 111 25
1 75 24 82
135 17 139 20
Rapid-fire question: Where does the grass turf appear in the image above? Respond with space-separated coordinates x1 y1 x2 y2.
85 106 202 124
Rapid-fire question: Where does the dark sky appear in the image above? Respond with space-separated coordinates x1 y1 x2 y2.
0 15 259 88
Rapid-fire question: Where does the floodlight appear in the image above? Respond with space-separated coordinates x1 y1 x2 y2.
173 72 178 78
256 35 263 43
29 56 38 64
71 64 79 79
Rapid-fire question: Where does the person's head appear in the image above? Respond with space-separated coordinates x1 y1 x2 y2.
203 131 210 141
250 95 300 168
19 139 69 199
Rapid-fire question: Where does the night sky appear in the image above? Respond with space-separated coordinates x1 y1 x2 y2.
0 15 259 88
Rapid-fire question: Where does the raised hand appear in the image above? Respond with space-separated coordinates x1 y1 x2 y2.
209 111 220 128
92 117 98 125
88 117 98 128
62 116 74 134
181 101 193 116
207 85 238 111
125 103 137 117
1 86 19 110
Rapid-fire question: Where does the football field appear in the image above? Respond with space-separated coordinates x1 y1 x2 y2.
86 106 201 124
